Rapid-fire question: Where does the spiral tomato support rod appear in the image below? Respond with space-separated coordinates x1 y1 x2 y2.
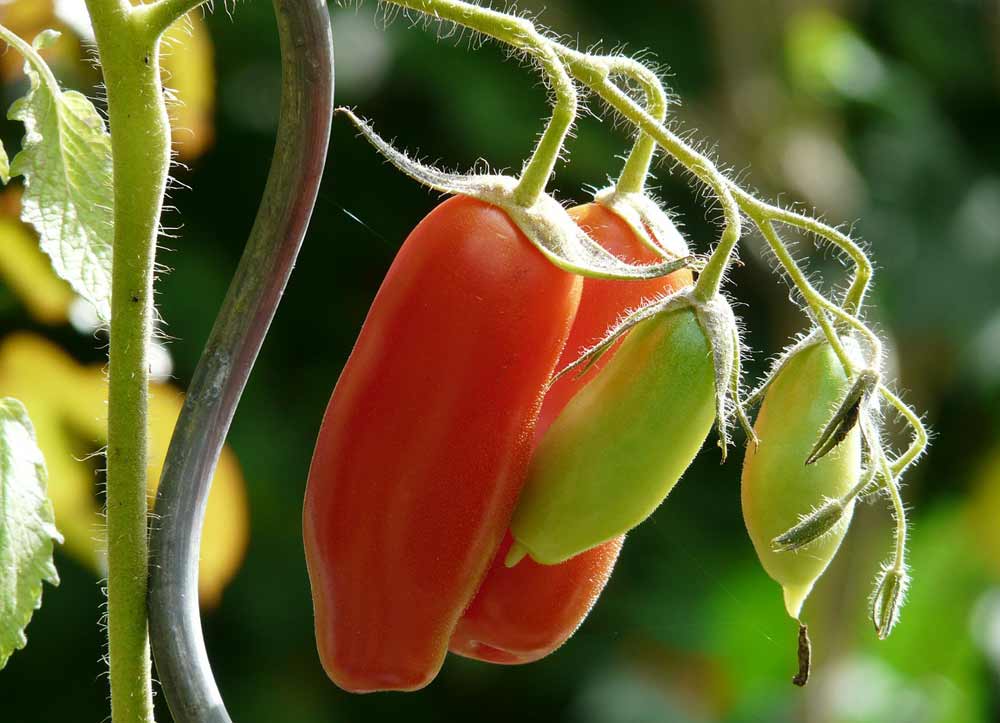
147 1 333 721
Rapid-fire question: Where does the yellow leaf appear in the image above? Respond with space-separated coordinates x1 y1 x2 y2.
0 1 84 85
161 12 216 161
0 190 76 324
0 333 249 607
967 446 1000 579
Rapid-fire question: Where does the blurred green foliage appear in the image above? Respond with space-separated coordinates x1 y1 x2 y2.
1 0 999 721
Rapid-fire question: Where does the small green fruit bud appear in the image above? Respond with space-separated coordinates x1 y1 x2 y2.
771 498 847 552
871 565 909 640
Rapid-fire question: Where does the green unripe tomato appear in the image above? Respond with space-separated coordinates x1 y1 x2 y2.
741 340 861 619
509 306 717 565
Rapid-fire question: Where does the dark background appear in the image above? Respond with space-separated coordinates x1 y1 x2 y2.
2 1 1000 721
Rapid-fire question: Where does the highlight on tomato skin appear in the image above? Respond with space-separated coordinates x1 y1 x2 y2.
449 200 693 666
303 194 582 693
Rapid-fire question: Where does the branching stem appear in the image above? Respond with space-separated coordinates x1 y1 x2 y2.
135 0 213 39
83 1 174 720
386 0 577 207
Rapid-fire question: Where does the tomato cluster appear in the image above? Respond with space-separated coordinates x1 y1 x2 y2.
303 194 693 691
303 137 898 692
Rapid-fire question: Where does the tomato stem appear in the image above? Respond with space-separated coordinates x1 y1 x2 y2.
81 0 174 719
385 1 578 208
880 386 929 478
134 0 212 39
608 56 669 195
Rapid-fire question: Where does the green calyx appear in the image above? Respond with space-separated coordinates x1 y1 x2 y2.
337 108 694 282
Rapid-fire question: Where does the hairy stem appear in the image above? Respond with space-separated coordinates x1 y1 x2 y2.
84 1 172 720
881 386 929 477
751 214 854 373
607 56 668 194
385 0 576 207
554 46 742 299
135 0 213 39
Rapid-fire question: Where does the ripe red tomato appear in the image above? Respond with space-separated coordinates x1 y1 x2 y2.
449 202 694 664
303 195 582 692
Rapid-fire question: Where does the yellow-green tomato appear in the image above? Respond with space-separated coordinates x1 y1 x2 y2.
509 307 717 565
741 341 861 620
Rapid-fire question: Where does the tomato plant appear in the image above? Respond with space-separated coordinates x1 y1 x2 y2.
0 0 932 719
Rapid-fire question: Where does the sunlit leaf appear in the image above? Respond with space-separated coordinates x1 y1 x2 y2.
0 334 249 607
0 190 76 324
0 25 114 322
161 12 216 162
0 396 61 670
785 8 887 102
0 140 9 184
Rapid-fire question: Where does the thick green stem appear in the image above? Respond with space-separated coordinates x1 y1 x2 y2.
84 1 173 720
134 0 212 39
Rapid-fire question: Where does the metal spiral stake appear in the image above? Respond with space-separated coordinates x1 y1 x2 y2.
148 2 333 721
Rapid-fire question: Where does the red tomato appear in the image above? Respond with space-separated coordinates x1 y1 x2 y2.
449 202 694 664
303 195 582 692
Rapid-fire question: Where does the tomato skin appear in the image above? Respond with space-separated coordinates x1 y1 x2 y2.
303 195 582 692
536 203 695 437
449 532 623 664
510 306 718 565
741 341 861 619
449 203 693 664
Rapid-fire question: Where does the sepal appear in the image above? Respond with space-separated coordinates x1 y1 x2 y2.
338 109 696 281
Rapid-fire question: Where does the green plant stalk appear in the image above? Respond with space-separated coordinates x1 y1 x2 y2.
608 56 668 194
735 188 872 315
587 50 871 314
563 50 743 300
385 0 577 207
83 0 200 719
136 0 207 37
752 214 854 372
881 386 928 477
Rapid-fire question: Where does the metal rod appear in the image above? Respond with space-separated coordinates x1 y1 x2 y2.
148 2 333 720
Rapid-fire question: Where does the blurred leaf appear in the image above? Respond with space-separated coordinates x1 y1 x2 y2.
967 446 1000 580
571 663 701 723
0 27 114 322
846 504 986 723
0 396 61 670
0 1 55 82
785 9 887 102
0 334 249 607
160 11 216 162
0 189 75 324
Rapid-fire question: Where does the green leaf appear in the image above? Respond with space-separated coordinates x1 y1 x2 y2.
0 25 114 322
0 397 62 671
31 30 60 51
